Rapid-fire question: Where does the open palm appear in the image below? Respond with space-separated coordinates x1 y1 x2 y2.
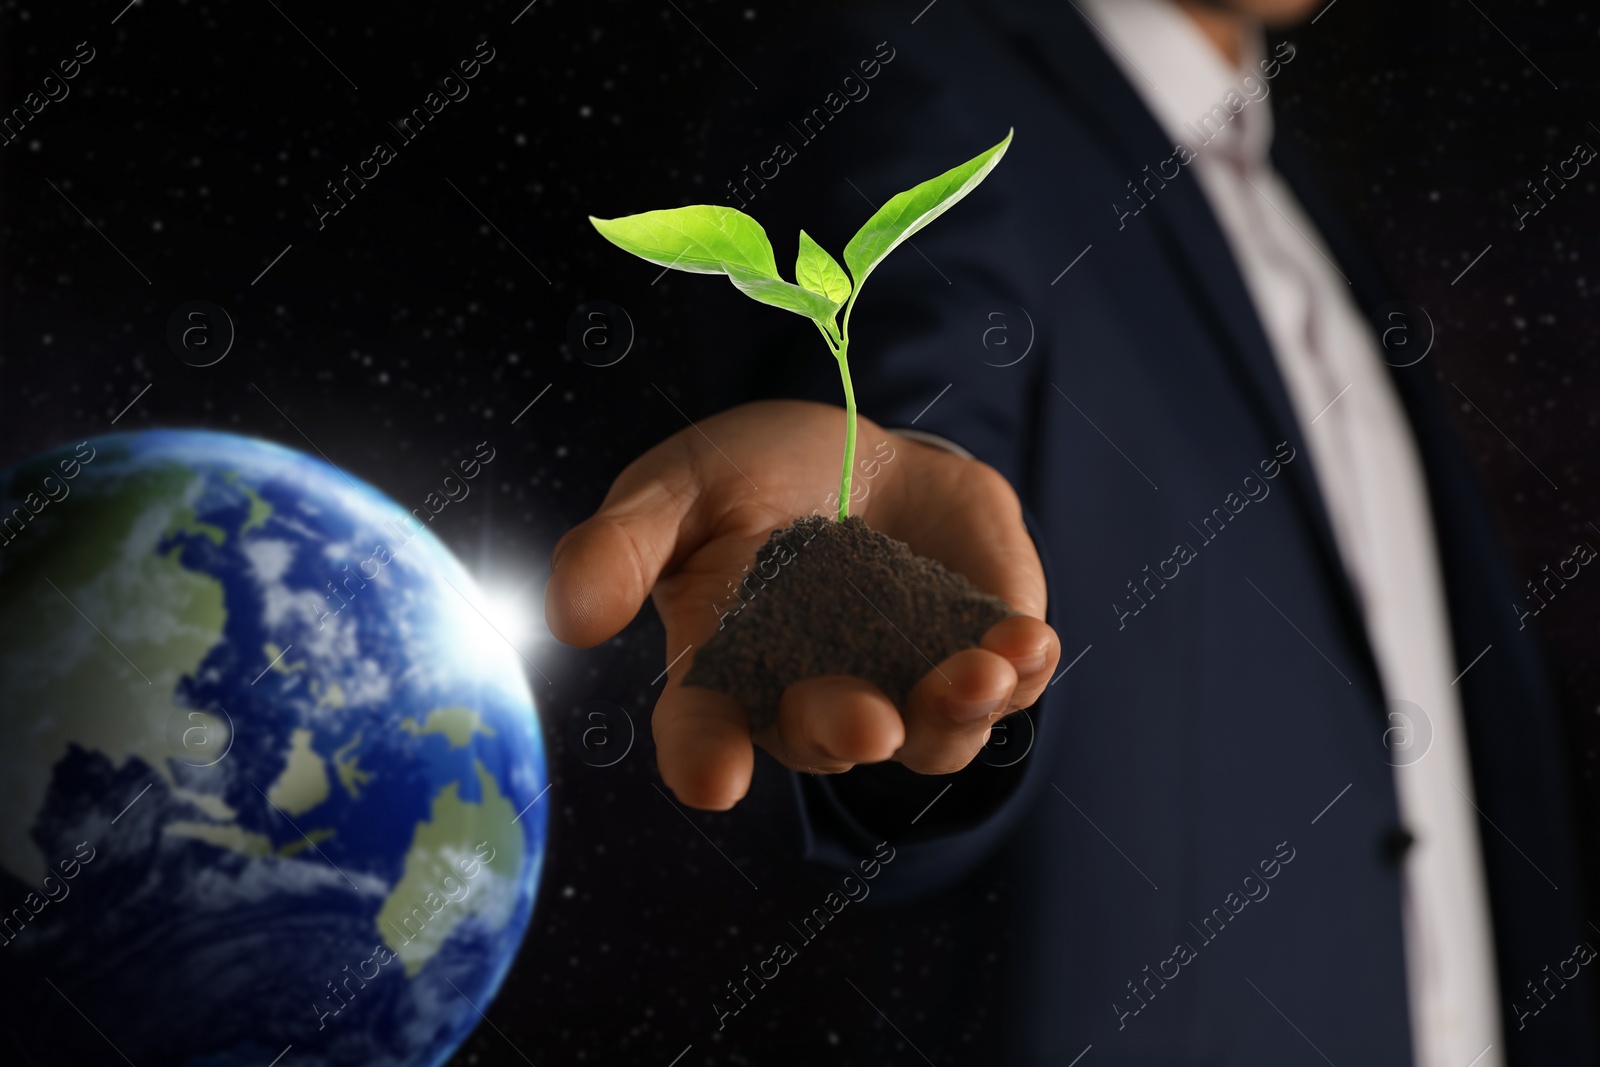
545 399 1060 810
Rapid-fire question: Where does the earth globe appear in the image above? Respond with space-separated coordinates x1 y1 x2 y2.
0 430 548 1067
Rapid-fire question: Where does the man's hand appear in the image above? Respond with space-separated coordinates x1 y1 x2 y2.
544 399 1060 810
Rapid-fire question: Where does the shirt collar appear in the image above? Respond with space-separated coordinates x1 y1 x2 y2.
1077 0 1274 170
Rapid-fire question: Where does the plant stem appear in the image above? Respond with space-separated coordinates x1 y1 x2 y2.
836 339 856 520
831 291 863 521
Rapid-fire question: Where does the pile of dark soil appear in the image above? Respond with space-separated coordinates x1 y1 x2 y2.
683 514 1015 731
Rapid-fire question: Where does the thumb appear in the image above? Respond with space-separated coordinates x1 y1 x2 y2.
544 456 709 648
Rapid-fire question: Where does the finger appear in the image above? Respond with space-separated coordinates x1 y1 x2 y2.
759 675 905 775
652 682 754 811
544 438 710 648
896 647 1019 775
980 614 1061 713
886 449 1048 619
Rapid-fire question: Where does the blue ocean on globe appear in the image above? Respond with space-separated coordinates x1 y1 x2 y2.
0 430 548 1067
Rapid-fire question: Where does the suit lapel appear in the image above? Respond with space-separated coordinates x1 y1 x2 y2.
984 0 1385 697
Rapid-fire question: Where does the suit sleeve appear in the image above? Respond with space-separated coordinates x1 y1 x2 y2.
679 2 1059 904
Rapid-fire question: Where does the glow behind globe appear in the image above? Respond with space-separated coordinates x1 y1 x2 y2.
0 430 547 1067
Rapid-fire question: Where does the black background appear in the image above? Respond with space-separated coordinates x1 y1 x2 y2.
1 1 1597 1064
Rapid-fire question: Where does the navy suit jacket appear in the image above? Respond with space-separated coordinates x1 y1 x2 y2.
680 1 1594 1061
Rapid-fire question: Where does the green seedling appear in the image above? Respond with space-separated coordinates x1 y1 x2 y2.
590 128 1013 520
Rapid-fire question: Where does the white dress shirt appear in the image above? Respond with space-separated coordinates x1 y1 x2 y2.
1081 1 1503 1064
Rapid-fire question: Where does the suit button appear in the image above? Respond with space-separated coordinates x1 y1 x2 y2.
1381 826 1415 865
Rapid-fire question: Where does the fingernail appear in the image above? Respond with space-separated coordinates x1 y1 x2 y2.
952 696 1006 723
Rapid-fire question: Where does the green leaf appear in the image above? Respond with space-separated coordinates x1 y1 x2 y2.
726 267 841 328
843 128 1013 289
590 206 842 332
795 230 852 304
589 205 778 278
